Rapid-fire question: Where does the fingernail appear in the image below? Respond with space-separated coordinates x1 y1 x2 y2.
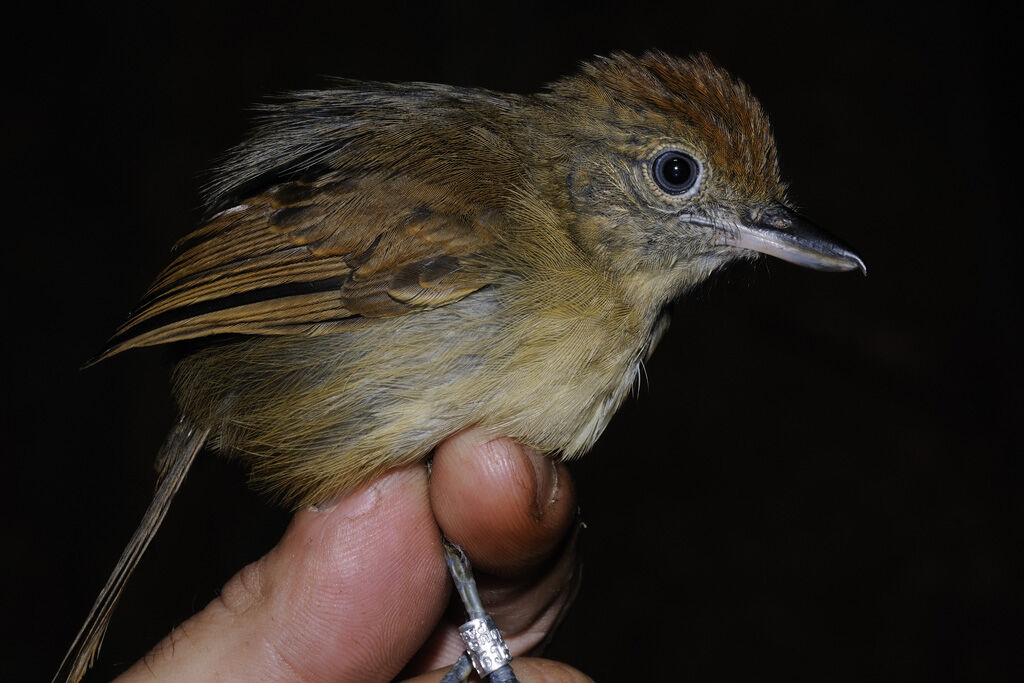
524 447 559 520
311 487 352 512
310 472 386 516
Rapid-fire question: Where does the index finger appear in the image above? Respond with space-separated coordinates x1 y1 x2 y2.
429 429 576 576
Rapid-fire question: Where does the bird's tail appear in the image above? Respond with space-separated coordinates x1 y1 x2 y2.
53 416 210 683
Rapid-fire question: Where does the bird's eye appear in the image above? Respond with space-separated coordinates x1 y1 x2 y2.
651 151 700 195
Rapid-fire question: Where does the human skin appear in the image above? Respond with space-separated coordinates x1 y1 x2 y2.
116 429 591 682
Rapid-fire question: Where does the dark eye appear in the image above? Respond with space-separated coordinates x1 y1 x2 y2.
652 151 700 195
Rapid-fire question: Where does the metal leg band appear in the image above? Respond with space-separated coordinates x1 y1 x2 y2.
458 614 513 677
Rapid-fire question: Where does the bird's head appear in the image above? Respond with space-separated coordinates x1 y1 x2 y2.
539 51 864 304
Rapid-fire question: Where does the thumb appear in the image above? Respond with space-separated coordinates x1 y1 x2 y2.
118 465 448 682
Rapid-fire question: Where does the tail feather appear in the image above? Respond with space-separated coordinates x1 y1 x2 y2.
53 417 210 683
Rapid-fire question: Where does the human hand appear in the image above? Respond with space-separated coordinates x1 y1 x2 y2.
116 429 589 682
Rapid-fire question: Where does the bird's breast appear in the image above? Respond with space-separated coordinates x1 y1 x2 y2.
172 280 661 506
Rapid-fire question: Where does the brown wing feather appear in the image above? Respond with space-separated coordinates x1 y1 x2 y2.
95 174 494 361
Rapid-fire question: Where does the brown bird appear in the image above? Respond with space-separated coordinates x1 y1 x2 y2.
55 51 864 681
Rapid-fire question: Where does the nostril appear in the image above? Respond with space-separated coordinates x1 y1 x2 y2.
758 206 792 230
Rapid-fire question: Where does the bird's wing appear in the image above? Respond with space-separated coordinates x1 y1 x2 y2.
95 173 495 361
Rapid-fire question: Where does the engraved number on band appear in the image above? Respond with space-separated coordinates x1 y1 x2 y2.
458 616 512 676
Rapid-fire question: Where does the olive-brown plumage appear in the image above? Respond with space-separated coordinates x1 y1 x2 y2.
101 52 794 506
57 51 864 682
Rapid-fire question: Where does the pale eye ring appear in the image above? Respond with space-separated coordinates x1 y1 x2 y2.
651 150 700 195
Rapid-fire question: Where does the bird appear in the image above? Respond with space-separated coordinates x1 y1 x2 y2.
54 51 865 681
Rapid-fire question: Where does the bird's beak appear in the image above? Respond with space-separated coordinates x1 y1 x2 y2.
722 202 866 274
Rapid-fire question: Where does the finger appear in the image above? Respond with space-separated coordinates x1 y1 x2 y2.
402 657 594 683
119 465 448 683
430 428 576 576
409 430 580 672
406 524 581 673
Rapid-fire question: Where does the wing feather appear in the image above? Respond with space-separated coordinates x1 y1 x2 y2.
95 174 495 362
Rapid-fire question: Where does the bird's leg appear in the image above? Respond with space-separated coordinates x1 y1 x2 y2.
439 654 474 683
440 538 518 683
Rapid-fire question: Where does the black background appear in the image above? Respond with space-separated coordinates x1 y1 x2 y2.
4 2 1019 680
